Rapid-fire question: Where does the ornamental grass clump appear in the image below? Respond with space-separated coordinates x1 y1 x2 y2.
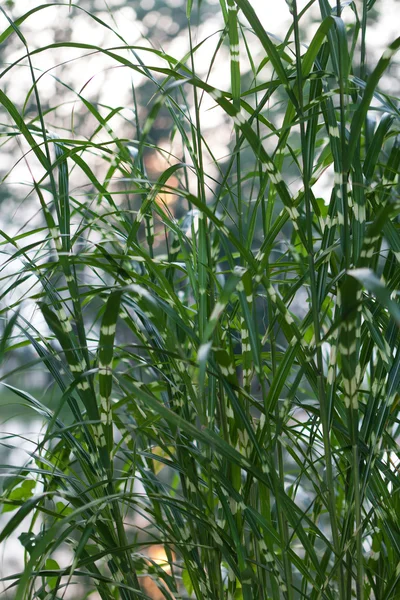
0 1 400 599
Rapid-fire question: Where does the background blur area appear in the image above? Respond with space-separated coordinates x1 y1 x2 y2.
0 0 399 596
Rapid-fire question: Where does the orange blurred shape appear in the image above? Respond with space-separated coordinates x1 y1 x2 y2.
147 544 172 571
155 175 179 212
144 151 179 213
142 545 176 600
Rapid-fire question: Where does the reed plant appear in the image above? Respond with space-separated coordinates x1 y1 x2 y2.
1 1 400 598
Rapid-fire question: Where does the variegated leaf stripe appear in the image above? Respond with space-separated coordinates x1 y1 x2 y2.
346 38 400 170
338 281 362 413
166 232 181 285
221 379 267 470
257 537 288 595
244 488 327 587
145 213 154 250
324 89 348 260
39 327 91 414
329 186 398 396
39 303 108 471
214 348 238 386
118 304 166 378
226 0 240 107
364 319 392 418
254 69 343 265
254 278 323 420
221 490 311 593
351 155 366 262
123 185 256 298
220 379 256 475
121 383 327 589
330 254 395 440
154 77 307 250
254 165 338 277
270 13 345 242
318 14 350 267
369 142 400 265
2 378 96 481
119 291 198 412
300 22 348 257
217 484 251 600
197 209 209 339
122 248 194 328
117 401 234 593
53 140 70 253
236 275 264 392
356 197 398 271
238 269 253 388
326 321 339 394
226 0 242 422
202 266 245 342
37 136 125 232
31 165 75 313
260 278 302 347
39 303 83 382
118 164 184 253
33 158 90 372
98 291 122 457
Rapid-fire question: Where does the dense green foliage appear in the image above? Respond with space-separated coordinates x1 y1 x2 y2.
1 1 400 599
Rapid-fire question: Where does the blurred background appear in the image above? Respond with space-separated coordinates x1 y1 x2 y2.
0 0 399 596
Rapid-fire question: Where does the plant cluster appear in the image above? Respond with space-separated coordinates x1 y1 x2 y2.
0 1 400 599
